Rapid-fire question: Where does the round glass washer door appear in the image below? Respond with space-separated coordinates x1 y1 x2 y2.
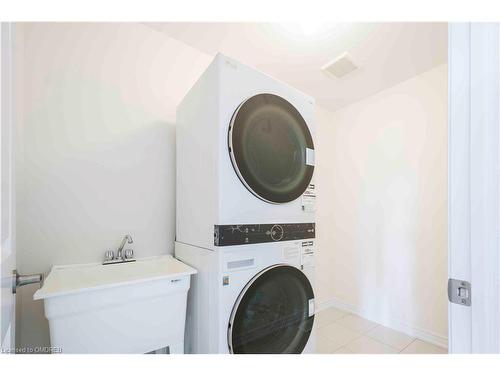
228 265 315 354
228 93 314 204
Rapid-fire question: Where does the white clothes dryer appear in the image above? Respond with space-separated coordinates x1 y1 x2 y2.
176 54 316 250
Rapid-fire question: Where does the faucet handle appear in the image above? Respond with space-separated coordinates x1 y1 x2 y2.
104 250 115 261
124 249 134 259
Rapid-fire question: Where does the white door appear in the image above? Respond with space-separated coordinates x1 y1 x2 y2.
0 22 16 353
448 22 500 353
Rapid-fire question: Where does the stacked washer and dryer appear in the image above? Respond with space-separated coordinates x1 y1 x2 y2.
175 54 317 354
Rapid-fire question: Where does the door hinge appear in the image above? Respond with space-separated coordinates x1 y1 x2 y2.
448 278 471 306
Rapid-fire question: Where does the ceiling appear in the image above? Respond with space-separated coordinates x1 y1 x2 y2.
145 23 447 112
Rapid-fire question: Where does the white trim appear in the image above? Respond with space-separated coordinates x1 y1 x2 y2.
317 298 448 350
448 23 500 354
448 22 473 354
469 23 500 353
0 21 16 352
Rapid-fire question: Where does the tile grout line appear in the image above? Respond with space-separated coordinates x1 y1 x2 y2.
317 308 443 354
359 326 398 352
398 338 417 353
316 323 364 353
333 344 351 354
362 335 407 352
363 326 416 352
332 334 362 354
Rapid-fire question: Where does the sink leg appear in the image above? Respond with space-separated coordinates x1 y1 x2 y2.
169 342 184 354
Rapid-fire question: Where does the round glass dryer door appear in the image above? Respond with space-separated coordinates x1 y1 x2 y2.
228 94 314 204
228 265 315 354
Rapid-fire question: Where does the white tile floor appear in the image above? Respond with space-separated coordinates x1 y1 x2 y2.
315 307 447 354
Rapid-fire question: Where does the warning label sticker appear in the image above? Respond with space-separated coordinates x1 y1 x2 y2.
302 183 316 212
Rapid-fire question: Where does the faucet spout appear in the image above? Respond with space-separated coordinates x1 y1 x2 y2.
117 234 133 260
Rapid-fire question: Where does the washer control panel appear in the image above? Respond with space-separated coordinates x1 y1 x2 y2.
214 223 315 247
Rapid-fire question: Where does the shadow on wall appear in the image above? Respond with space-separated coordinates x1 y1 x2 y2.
16 121 177 351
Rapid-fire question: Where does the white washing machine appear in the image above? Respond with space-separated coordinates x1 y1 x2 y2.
176 54 316 251
175 228 316 354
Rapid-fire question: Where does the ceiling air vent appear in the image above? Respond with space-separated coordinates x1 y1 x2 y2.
322 52 359 79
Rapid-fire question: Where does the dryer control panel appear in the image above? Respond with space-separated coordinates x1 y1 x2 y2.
214 223 315 246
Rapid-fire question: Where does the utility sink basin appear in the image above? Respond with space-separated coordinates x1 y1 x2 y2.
34 255 197 354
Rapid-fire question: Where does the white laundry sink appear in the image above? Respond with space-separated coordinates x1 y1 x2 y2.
34 255 197 354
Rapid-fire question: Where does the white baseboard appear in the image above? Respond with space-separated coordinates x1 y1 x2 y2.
317 297 448 350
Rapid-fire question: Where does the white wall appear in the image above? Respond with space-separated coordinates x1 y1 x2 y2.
14 23 213 349
315 64 448 345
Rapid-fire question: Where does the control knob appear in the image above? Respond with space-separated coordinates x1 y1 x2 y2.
270 225 284 241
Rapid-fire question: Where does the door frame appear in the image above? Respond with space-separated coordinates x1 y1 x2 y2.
448 22 500 353
1 21 16 352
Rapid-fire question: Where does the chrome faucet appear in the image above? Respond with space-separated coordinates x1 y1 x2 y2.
116 234 133 261
103 234 136 265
